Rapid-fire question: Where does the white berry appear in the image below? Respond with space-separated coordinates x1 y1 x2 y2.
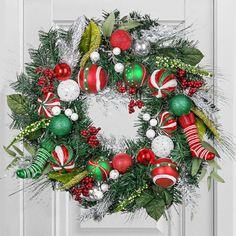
114 63 124 73
65 108 73 117
149 118 158 126
90 51 100 62
143 113 151 121
94 190 104 200
71 113 79 121
100 183 109 192
109 169 119 180
113 47 121 55
146 129 156 139
52 106 61 116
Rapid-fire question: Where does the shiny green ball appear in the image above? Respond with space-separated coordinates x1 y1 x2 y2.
49 114 72 136
169 94 192 116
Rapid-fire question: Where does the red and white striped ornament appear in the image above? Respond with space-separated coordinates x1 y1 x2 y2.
148 69 177 98
78 64 108 94
37 92 61 118
50 145 75 172
151 158 179 188
159 111 177 135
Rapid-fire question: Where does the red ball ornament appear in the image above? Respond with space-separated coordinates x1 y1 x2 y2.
151 158 179 188
54 63 72 81
112 153 133 173
110 30 132 51
78 64 108 93
137 148 156 165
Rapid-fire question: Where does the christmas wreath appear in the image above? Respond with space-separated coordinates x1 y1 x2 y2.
5 11 232 222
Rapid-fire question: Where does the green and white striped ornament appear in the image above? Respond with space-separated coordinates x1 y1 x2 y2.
124 63 147 88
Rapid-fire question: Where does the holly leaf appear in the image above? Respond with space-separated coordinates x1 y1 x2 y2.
12 145 24 156
102 12 115 37
202 141 220 157
198 168 207 182
3 146 16 157
191 158 202 176
7 94 28 115
23 141 36 156
179 47 204 66
211 171 225 183
145 199 165 221
135 189 155 208
118 20 142 31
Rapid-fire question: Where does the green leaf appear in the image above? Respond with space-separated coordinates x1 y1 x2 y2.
12 145 24 156
207 175 212 191
196 118 206 141
211 171 225 183
208 160 221 170
102 12 115 37
118 20 142 30
179 47 204 66
6 157 20 170
202 141 220 157
3 146 16 157
163 190 173 206
198 168 207 182
23 141 36 156
7 94 28 115
191 158 202 176
48 169 82 184
145 199 165 221
135 189 155 208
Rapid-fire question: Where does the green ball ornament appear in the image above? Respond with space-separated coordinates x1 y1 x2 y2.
49 114 72 136
87 159 111 181
169 94 192 116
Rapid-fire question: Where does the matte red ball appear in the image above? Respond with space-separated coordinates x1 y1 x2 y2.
112 153 133 173
137 148 155 165
110 30 132 51
54 63 72 81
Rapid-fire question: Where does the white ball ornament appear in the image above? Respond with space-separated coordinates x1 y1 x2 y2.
100 183 109 192
109 169 119 180
149 118 158 126
112 47 121 55
151 135 174 157
114 63 124 73
57 79 80 102
90 51 100 62
94 190 104 200
146 129 156 139
143 113 151 121
65 108 73 117
71 113 79 121
51 106 61 116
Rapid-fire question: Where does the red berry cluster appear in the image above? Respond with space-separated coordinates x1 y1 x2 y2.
35 67 55 93
80 126 101 148
71 176 94 203
177 68 204 96
128 99 144 114
117 82 137 95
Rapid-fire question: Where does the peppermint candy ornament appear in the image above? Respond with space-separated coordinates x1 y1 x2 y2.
151 158 179 188
37 92 61 118
158 111 177 135
87 159 111 181
50 145 75 172
148 69 177 98
78 64 108 93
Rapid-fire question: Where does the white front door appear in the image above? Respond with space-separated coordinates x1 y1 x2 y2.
1 1 234 236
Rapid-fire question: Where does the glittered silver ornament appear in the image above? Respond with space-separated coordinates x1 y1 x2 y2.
51 106 61 116
109 169 119 180
133 39 151 56
151 135 174 157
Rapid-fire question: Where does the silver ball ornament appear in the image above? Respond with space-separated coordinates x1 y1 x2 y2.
112 47 121 55
143 113 151 121
100 183 109 192
65 108 73 117
151 135 174 157
149 118 158 126
146 129 156 139
114 63 124 73
51 106 61 116
109 169 119 180
71 113 78 121
90 51 100 62
133 39 151 56
93 190 104 200
57 79 80 102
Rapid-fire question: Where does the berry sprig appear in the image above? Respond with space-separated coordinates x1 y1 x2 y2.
70 176 94 203
80 126 101 148
128 99 144 114
117 82 137 95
